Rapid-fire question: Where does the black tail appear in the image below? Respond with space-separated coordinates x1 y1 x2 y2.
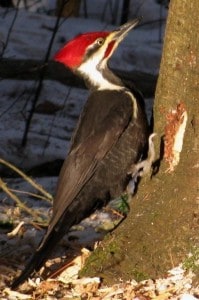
11 227 62 289
11 200 88 289
11 248 47 289
11 219 70 289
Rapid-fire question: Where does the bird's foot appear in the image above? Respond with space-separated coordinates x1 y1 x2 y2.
127 133 156 195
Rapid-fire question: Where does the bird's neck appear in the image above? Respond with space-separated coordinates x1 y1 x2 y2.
77 62 124 91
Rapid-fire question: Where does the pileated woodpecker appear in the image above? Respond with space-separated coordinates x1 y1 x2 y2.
12 19 149 289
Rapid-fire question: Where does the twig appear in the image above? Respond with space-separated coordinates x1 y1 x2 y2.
0 89 27 118
0 178 42 221
0 158 53 201
0 0 20 58
9 188 51 202
7 221 25 237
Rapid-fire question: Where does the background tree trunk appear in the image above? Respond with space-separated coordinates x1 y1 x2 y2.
0 0 13 7
121 0 130 24
56 0 81 17
81 0 199 284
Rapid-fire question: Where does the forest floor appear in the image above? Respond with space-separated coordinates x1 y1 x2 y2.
0 208 198 299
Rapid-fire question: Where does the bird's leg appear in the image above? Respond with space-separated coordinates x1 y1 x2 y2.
127 133 156 195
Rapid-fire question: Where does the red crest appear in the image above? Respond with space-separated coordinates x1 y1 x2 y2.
54 31 109 69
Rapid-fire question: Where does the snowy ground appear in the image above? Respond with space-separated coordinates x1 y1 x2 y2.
1 1 198 298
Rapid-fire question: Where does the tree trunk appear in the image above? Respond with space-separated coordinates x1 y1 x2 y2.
81 0 199 284
121 0 130 25
56 0 81 17
0 0 13 7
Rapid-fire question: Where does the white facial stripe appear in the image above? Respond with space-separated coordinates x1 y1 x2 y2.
78 54 122 90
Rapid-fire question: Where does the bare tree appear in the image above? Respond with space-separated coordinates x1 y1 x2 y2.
0 0 13 7
56 0 81 17
81 0 199 283
121 0 130 24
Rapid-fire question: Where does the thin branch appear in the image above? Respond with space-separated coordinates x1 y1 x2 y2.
0 89 27 118
9 188 52 202
0 158 53 202
42 86 72 155
0 178 42 221
0 0 20 58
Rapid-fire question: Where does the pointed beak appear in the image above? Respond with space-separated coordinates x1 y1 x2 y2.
103 18 141 61
112 18 141 42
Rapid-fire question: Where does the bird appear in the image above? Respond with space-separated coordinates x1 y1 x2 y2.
11 18 149 289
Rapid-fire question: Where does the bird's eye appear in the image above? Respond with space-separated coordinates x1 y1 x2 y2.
96 38 105 46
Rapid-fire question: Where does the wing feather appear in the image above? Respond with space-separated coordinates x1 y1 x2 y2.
38 90 133 249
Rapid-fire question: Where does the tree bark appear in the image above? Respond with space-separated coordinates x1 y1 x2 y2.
81 0 199 284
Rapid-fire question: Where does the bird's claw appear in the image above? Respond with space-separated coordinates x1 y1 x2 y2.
127 133 156 195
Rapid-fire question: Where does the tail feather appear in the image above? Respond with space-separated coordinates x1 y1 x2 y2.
11 200 87 289
11 248 47 289
11 223 67 289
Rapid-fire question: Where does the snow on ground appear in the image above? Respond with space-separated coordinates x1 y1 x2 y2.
0 79 87 169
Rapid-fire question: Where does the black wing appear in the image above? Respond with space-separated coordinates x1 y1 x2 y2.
11 90 134 288
45 90 133 246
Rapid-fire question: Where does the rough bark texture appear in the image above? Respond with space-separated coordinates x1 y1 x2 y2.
81 0 199 284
